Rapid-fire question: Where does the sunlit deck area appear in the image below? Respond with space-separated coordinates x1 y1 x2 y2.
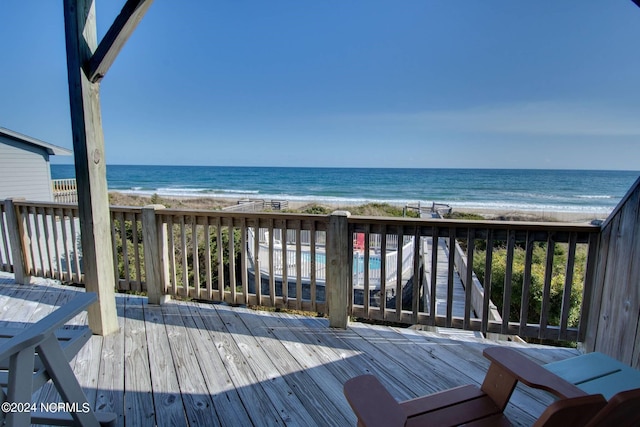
0 272 581 427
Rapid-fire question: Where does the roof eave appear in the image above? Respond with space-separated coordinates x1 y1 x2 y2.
0 127 73 156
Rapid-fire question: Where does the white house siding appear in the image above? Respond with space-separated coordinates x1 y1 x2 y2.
0 137 53 201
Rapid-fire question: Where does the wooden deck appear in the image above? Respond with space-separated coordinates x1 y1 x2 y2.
0 272 581 427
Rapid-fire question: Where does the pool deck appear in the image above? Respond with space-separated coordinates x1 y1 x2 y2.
0 271 580 426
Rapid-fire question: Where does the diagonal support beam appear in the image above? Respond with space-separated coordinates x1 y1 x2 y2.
86 0 154 83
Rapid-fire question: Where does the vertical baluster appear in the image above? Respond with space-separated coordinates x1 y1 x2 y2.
117 211 130 289
502 229 516 334
110 210 119 288
267 219 275 306
240 218 249 305
180 215 189 297
380 227 388 319
539 232 555 339
519 231 534 336
363 225 371 316
69 209 82 283
446 227 456 327
192 215 200 298
228 219 237 303
0 206 11 271
60 208 72 282
168 215 177 296
23 207 37 276
411 226 421 323
464 228 475 329
395 229 403 321
214 217 223 300
254 224 262 305
51 208 63 280
33 207 45 276
281 222 288 305
132 212 141 292
310 222 317 312
41 207 54 278
204 219 212 300
295 225 302 310
429 227 438 325
559 232 578 340
482 229 494 334
578 232 599 341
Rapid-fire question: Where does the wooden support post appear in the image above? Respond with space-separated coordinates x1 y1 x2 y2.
4 199 31 285
63 0 118 335
327 210 351 329
142 205 170 305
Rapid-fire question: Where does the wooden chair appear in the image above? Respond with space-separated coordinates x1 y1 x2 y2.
0 292 117 427
344 346 611 427
544 351 640 399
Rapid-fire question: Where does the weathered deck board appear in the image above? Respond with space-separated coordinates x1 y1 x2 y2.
95 299 125 426
123 296 155 426
143 304 188 426
0 273 580 427
162 304 220 426
179 303 253 427
195 301 286 426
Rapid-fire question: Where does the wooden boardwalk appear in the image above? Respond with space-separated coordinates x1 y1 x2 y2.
0 272 580 426
423 237 468 318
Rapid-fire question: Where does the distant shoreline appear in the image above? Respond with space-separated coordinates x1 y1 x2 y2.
108 191 610 223
54 165 636 218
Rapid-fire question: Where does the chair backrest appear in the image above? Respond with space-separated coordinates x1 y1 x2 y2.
585 388 640 427
532 394 606 427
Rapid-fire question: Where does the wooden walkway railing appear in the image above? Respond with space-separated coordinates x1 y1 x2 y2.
0 198 601 342
52 178 78 204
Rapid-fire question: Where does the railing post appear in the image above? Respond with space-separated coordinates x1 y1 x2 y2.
142 204 170 305
4 198 31 284
327 210 351 328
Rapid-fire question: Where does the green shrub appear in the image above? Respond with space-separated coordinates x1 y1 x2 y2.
473 243 586 328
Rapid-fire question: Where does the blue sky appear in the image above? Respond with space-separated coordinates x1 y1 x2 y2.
2 1 640 169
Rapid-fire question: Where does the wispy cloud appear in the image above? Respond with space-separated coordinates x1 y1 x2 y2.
340 101 640 137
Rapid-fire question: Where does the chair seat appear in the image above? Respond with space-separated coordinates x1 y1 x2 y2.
544 352 640 400
404 385 502 427
0 325 92 390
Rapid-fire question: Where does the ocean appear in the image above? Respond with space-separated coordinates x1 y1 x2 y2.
51 165 639 214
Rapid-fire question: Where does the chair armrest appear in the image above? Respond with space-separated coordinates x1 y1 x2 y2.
483 347 587 399
0 292 97 361
344 375 407 427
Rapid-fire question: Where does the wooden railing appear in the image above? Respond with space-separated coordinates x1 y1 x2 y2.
1 198 601 342
52 178 78 204
348 217 599 341
110 206 144 292
584 176 640 368
152 209 330 312
0 201 13 273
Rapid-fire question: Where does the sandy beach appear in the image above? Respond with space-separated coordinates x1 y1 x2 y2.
108 191 610 223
